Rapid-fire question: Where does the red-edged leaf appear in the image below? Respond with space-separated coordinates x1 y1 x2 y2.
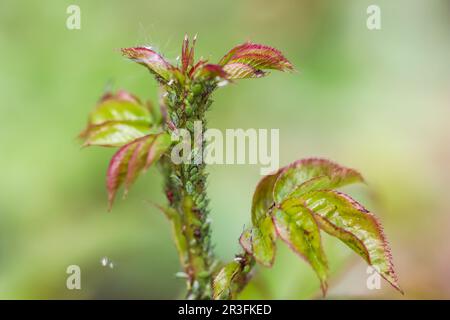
98 90 141 104
88 90 151 124
251 215 277 267
194 63 228 80
273 197 329 295
124 136 154 193
239 228 253 255
80 90 153 147
301 190 402 293
223 62 265 79
213 261 241 300
145 132 172 169
121 47 173 81
246 157 400 296
107 133 172 209
219 42 293 79
81 121 153 148
251 169 282 224
188 60 205 77
248 169 283 267
273 158 364 203
181 34 197 73
107 139 140 208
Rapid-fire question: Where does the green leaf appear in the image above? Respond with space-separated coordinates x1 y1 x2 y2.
89 95 151 125
81 121 153 147
251 170 282 224
301 190 402 293
273 158 364 203
106 133 172 209
249 171 282 267
273 197 329 295
80 90 153 147
247 158 400 296
251 216 277 267
213 261 241 300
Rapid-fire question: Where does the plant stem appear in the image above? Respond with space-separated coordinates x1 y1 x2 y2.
158 80 259 299
159 82 217 299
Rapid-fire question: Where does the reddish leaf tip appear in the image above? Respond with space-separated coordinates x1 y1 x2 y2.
121 47 173 81
239 228 253 255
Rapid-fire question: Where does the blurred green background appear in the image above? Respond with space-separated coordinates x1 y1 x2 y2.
0 0 449 299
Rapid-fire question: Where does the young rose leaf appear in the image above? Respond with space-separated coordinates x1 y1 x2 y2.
121 47 174 81
273 197 328 295
223 62 264 79
81 121 154 148
301 190 402 293
248 169 282 267
107 140 139 208
124 133 172 192
213 261 241 300
89 91 150 124
193 63 228 80
251 215 277 267
273 158 364 203
80 90 153 147
289 175 347 197
181 34 196 73
251 170 282 224
107 133 171 209
219 42 293 79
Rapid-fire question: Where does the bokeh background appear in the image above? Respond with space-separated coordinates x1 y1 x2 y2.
0 0 449 299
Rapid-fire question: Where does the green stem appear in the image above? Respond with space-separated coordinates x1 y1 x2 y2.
160 158 214 299
159 80 257 299
160 82 217 299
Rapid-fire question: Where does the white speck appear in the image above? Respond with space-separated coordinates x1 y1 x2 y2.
162 92 169 97
175 272 188 279
168 79 174 86
217 80 229 87
176 56 180 61
109 262 114 269
101 257 109 267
